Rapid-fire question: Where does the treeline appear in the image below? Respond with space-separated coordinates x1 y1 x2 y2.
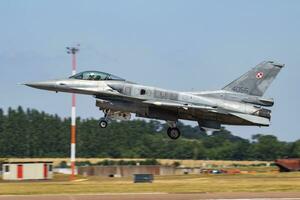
0 106 299 160
59 159 160 168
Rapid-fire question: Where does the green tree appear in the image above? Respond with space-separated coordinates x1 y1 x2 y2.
289 140 300 157
0 106 297 161
250 134 287 160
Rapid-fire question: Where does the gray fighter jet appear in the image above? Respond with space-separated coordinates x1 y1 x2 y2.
25 61 284 139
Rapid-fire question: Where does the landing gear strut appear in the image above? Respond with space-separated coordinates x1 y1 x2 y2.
98 109 109 128
166 121 181 140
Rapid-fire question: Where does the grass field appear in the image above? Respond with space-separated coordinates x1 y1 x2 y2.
1 172 300 195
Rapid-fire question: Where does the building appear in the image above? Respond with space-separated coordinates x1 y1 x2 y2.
275 159 300 172
78 165 175 177
2 161 53 180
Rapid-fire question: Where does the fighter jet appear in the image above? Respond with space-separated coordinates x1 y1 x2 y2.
25 61 284 139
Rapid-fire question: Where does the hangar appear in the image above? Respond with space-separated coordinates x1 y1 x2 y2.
275 159 300 172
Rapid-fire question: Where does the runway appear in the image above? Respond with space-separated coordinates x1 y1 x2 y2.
1 192 300 200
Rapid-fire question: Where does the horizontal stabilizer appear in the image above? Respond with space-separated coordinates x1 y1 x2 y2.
230 112 270 126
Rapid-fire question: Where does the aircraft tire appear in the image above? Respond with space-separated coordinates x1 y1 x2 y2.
199 127 206 132
167 127 181 140
99 120 108 128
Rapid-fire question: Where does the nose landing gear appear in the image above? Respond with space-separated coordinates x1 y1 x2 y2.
98 109 109 128
99 119 108 128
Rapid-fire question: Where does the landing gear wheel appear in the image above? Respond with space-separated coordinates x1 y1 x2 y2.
200 127 206 132
99 120 108 128
167 127 181 140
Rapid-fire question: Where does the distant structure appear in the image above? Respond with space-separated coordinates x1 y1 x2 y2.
275 159 300 172
66 45 80 180
2 162 53 180
78 165 238 177
78 165 175 177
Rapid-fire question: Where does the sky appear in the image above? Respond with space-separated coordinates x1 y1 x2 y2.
0 0 299 141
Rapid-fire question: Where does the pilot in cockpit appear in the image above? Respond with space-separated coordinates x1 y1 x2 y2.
88 73 95 80
94 75 101 80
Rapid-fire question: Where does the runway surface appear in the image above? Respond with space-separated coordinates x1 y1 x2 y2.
1 192 300 200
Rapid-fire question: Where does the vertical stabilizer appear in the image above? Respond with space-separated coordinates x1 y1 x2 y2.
222 61 284 96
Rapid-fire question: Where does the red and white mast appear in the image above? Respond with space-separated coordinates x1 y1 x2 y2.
66 45 79 180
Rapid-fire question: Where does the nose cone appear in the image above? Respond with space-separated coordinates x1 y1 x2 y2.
24 80 58 91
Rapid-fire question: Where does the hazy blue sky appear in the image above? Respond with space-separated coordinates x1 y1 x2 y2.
0 0 299 141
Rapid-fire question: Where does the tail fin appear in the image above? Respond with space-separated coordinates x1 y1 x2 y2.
222 61 284 96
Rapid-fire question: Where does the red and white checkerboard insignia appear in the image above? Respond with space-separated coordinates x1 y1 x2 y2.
256 72 264 79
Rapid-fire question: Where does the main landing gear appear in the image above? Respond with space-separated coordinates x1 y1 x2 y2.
98 109 181 140
167 127 181 140
166 121 181 140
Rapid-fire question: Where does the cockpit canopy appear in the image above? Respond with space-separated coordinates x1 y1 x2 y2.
69 71 125 81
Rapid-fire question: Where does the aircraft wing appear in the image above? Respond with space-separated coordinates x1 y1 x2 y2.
143 100 270 126
143 100 217 111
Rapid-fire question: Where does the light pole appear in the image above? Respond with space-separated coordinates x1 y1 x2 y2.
66 45 79 180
